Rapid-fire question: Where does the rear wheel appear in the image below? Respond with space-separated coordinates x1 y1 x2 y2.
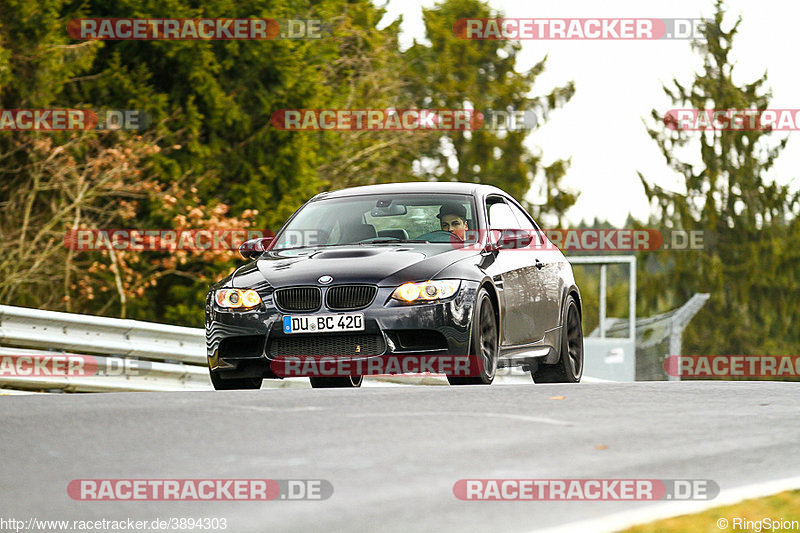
532 295 583 383
309 376 363 388
209 370 262 390
448 288 498 385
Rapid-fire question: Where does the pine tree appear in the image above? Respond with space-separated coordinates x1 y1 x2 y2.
638 0 800 355
403 0 577 219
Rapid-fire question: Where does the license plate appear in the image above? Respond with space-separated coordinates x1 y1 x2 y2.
283 313 364 334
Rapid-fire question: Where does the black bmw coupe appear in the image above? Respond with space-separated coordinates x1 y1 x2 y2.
205 182 583 389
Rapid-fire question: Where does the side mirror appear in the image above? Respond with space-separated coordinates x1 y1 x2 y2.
239 237 273 260
495 229 534 250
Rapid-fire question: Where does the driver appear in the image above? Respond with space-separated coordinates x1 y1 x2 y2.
437 202 469 240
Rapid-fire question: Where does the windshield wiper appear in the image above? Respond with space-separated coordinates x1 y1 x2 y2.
272 243 349 252
275 239 431 251
358 239 430 245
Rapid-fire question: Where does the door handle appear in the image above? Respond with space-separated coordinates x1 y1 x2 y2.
534 259 545 270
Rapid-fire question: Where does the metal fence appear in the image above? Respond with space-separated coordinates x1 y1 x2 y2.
587 293 710 381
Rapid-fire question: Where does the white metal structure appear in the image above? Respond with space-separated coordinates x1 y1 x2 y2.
568 256 637 381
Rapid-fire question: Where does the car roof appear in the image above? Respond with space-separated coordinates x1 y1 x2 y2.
312 181 509 200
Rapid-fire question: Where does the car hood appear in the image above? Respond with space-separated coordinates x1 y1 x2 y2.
227 244 478 289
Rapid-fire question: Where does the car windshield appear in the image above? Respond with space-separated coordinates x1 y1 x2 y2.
271 193 480 250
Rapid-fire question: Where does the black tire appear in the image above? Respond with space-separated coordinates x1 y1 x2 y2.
532 295 583 383
209 370 262 390
309 376 363 388
447 288 498 385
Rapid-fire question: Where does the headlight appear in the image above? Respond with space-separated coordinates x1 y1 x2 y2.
215 289 262 310
392 280 461 303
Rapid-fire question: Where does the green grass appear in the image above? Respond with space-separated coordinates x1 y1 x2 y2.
622 490 800 532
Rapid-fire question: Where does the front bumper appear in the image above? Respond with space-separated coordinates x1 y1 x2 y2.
205 281 479 377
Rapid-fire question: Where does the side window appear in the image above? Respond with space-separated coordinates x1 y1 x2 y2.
486 197 518 229
507 202 535 230
507 200 546 246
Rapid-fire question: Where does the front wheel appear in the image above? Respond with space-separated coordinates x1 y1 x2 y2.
532 295 583 383
209 370 262 390
309 376 363 388
448 288 498 385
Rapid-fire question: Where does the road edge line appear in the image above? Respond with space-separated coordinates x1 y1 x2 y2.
530 475 800 533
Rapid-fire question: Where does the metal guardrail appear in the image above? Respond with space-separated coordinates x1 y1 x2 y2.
0 347 211 392
0 305 409 392
0 305 211 392
0 304 205 364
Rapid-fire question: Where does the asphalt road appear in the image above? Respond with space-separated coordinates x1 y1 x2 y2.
1 382 799 532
